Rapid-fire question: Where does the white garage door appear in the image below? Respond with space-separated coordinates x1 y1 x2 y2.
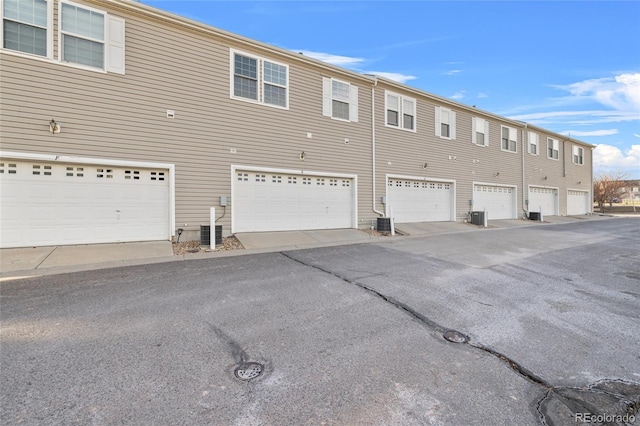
528 187 558 216
473 184 516 220
0 160 170 248
233 170 355 233
387 178 453 223
567 190 589 215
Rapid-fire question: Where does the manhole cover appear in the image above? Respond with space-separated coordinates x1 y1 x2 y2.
234 362 263 381
443 330 468 343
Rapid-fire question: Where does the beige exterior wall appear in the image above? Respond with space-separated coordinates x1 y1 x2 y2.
0 0 377 238
0 0 594 244
372 80 593 221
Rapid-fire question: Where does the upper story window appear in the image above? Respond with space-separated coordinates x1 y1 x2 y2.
2 0 49 57
322 77 358 122
232 49 288 108
1 0 125 73
472 117 488 146
61 3 105 69
547 138 559 160
386 92 416 131
528 131 539 155
435 106 456 139
501 125 517 152
572 145 584 165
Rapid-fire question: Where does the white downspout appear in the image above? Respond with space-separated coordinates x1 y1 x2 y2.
372 77 384 217
522 123 528 219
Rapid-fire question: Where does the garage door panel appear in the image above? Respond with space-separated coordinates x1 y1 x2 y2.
0 160 170 248
567 190 589 215
528 187 558 216
387 179 453 223
234 170 354 232
473 185 516 220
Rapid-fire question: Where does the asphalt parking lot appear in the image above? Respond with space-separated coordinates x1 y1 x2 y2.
1 217 639 425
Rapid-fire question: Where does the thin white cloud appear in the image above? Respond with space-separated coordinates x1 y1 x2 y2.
477 92 488 99
562 129 619 137
552 73 640 112
295 50 364 67
366 71 417 84
443 70 461 76
593 144 640 177
450 91 466 100
508 110 638 126
634 133 640 138
293 50 416 84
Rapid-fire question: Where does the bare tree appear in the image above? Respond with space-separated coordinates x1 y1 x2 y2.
593 172 627 212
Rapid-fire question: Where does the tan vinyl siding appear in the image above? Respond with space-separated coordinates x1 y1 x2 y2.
374 83 526 220
0 1 375 236
1 0 594 243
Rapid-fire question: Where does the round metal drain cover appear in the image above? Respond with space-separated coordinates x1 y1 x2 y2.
234 362 263 381
443 330 468 343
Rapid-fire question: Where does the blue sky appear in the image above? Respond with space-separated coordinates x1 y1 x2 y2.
144 0 640 179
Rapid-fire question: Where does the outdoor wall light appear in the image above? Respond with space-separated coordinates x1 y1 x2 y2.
299 151 306 161
577 181 582 185
494 172 500 177
422 162 428 169
544 176 548 180
49 118 60 134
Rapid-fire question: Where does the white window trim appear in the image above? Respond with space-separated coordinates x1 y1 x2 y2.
385 91 416 132
435 106 456 140
230 48 289 110
528 131 539 156
1 0 124 73
322 76 358 122
472 117 489 146
58 2 124 74
572 145 584 165
547 137 560 161
0 0 54 59
500 125 518 153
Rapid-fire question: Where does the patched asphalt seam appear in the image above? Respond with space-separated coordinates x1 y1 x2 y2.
279 251 552 388
279 251 640 424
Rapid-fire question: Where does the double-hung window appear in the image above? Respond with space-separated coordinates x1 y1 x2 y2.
528 131 539 155
2 0 49 57
435 106 456 139
572 145 584 165
1 0 125 73
232 49 288 108
501 125 517 152
547 138 559 160
472 117 489 146
322 77 358 122
61 2 105 69
386 92 416 131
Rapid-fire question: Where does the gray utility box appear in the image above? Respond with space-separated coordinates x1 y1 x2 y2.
529 211 542 221
200 225 223 246
470 211 485 226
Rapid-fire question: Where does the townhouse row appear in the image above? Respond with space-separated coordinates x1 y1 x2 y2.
0 0 593 248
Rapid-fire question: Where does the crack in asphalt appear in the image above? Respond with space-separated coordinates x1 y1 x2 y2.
280 251 552 389
279 251 640 425
207 322 249 363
